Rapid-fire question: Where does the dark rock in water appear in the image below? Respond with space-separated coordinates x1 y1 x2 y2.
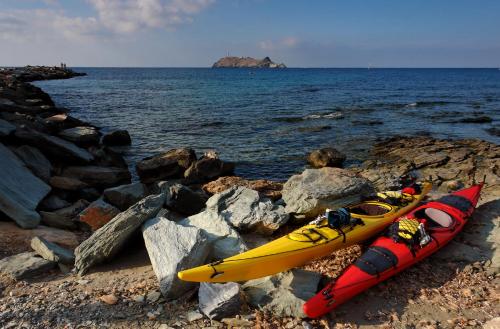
49 176 88 191
103 182 149 211
14 127 94 163
102 130 131 146
0 252 56 279
77 199 120 231
212 56 286 68
184 157 235 184
74 193 165 275
203 176 283 201
30 236 75 265
62 166 131 189
44 113 89 131
166 184 207 216
39 194 71 211
40 199 89 230
297 125 331 133
460 116 493 123
142 217 210 300
59 126 100 145
13 145 52 182
0 118 16 136
199 282 242 320
136 148 197 184
307 147 346 168
485 127 500 137
88 146 128 169
351 120 384 126
0 143 51 228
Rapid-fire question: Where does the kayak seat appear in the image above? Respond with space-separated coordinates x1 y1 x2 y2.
354 246 398 276
424 208 454 228
350 203 390 216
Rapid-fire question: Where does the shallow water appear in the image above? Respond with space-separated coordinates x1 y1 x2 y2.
35 68 500 181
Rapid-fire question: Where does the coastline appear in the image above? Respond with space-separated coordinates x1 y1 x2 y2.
0 66 499 328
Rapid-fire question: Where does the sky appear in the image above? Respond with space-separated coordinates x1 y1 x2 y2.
0 0 499 67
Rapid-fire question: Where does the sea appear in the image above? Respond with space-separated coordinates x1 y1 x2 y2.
34 68 500 181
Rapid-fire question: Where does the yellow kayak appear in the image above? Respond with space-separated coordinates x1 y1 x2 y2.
178 182 432 283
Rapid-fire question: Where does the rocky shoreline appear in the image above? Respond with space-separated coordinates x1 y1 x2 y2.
0 67 498 328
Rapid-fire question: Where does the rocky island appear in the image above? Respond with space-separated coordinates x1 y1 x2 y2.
212 56 286 68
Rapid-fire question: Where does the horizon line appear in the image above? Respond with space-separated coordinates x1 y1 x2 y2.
6 66 498 69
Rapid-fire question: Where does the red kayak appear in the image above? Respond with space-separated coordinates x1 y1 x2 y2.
303 184 483 318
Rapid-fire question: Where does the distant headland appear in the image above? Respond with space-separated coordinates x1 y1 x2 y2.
212 56 286 68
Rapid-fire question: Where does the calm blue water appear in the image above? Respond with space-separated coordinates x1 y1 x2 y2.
35 68 500 181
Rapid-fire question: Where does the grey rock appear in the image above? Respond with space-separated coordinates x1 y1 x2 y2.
59 126 100 145
62 165 131 189
39 194 71 211
242 269 321 318
0 118 16 136
413 152 450 168
49 176 88 191
136 148 197 184
206 186 289 235
433 241 485 263
102 130 131 146
307 147 346 168
40 199 89 230
142 217 210 300
166 183 207 216
199 282 242 320
103 182 148 211
186 310 204 322
75 193 165 275
30 236 75 265
282 167 374 219
14 127 93 163
0 143 51 228
13 145 52 182
0 252 56 279
179 210 247 260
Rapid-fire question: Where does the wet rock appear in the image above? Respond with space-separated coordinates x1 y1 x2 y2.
142 217 210 300
44 113 88 131
307 147 346 168
75 193 165 275
459 116 493 123
59 126 100 145
199 282 242 320
102 130 131 146
202 176 283 200
77 199 120 231
30 236 75 265
14 127 93 163
39 194 71 211
49 176 88 191
282 167 374 219
88 145 128 168
0 143 51 228
242 269 321 318
13 145 52 182
184 157 235 183
205 186 288 235
62 165 131 189
0 252 56 279
103 182 148 211
166 184 207 216
136 148 196 184
40 199 89 230
0 222 79 250
179 208 247 260
485 127 500 137
0 118 15 136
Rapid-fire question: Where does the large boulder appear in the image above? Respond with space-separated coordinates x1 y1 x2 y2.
0 143 51 228
206 187 289 235
0 252 56 280
39 194 71 211
30 236 75 265
136 148 196 184
142 217 210 300
77 199 120 231
184 157 235 183
0 118 16 136
202 176 283 200
49 176 88 191
242 269 321 318
40 199 89 230
13 145 52 182
282 167 374 219
102 130 131 146
14 127 93 163
62 166 131 189
59 126 100 145
199 282 242 320
74 193 165 275
307 147 346 168
166 184 207 216
103 182 148 211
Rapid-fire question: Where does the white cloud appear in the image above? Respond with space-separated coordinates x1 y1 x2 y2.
259 36 299 50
